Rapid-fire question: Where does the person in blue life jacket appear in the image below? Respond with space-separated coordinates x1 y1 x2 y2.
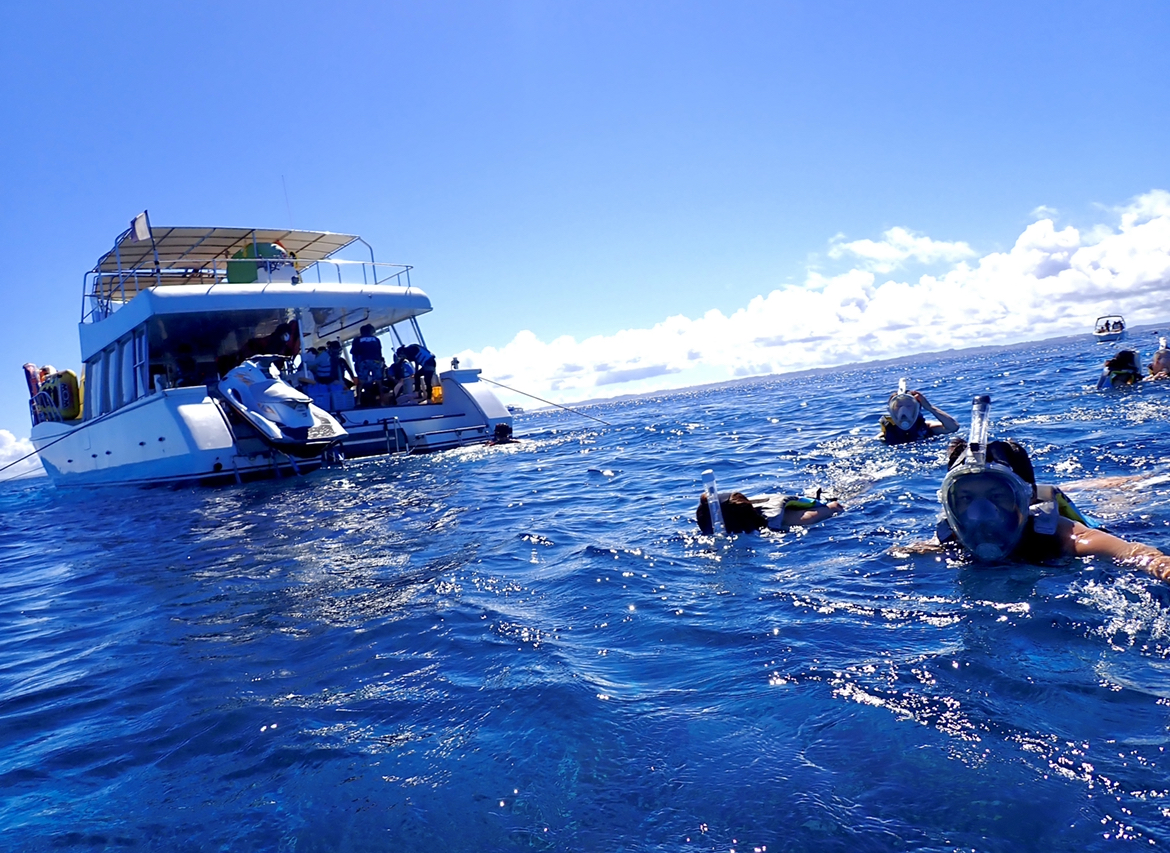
879 378 960 445
1146 339 1170 380
397 343 438 400
917 396 1170 580
312 339 356 388
350 324 386 406
696 489 843 534
1097 349 1141 389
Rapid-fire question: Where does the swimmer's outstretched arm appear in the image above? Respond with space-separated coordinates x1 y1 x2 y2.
911 391 959 436
778 501 843 529
1060 517 1170 581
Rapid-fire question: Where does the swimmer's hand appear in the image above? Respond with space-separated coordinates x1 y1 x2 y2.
1118 547 1170 582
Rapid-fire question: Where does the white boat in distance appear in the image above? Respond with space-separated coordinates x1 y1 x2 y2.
1094 314 1126 342
25 221 511 486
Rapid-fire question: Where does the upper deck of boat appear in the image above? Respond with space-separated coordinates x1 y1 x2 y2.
83 225 415 323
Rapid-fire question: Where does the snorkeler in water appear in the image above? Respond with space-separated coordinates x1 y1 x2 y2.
879 378 960 445
695 470 842 535
924 395 1170 580
1097 349 1142 389
1147 338 1170 380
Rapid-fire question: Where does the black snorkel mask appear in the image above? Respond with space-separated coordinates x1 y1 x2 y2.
939 396 1033 562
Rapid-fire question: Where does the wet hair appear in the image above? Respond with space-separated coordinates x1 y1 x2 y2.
696 492 768 535
1105 350 1140 374
947 437 1037 496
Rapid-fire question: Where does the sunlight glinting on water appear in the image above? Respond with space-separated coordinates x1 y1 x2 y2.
2 331 1170 850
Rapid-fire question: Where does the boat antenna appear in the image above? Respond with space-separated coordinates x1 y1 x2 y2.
478 377 611 426
282 175 294 228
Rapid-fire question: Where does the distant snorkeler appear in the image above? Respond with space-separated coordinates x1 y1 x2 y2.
695 470 842 535
879 378 960 445
1147 338 1170 380
1097 349 1142 389
921 396 1170 580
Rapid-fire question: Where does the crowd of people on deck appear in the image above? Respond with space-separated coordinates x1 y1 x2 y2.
211 321 442 409
696 339 1170 584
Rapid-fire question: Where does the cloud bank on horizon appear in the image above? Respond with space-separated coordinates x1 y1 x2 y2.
456 190 1170 407
3 191 1168 474
0 430 43 479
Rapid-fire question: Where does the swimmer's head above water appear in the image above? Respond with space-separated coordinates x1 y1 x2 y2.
888 378 921 431
696 492 767 535
939 397 1038 562
1150 339 1170 377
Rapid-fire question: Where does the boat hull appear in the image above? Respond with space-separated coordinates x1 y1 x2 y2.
31 370 511 486
32 387 320 487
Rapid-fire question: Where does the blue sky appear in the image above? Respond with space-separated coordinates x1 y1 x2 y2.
2 1 1169 467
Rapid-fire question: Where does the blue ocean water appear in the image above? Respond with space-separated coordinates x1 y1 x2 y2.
3 332 1170 852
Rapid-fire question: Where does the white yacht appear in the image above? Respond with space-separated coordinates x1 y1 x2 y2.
25 219 511 486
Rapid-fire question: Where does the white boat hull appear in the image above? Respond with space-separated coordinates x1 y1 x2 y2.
32 370 510 487
32 387 318 487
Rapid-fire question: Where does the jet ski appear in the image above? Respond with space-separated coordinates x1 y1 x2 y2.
217 356 346 458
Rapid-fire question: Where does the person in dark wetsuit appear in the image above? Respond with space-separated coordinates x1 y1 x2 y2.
487 423 518 445
924 396 1170 580
879 381 959 445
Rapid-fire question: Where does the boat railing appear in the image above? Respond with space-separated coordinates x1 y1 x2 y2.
82 258 414 323
29 392 63 427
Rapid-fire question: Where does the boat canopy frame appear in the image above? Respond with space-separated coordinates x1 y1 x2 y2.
83 225 413 323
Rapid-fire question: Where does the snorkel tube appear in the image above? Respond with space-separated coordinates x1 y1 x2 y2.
701 469 728 536
966 394 991 465
939 395 1032 563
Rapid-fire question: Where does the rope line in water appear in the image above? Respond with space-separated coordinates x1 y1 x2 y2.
480 377 611 426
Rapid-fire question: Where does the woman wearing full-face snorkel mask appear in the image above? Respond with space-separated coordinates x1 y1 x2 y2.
879 378 960 445
928 396 1170 580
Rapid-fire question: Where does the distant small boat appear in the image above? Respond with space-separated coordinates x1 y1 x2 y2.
506 405 525 415
1094 314 1126 342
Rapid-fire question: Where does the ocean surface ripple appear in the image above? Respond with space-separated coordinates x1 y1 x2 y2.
3 333 1170 852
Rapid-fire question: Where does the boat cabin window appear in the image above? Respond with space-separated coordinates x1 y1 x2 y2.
83 327 151 419
147 309 300 388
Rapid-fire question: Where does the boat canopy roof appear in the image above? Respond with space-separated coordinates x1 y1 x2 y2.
82 225 417 326
94 226 360 274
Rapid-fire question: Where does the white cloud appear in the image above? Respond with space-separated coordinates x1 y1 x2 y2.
827 226 976 273
457 190 1170 408
0 430 45 479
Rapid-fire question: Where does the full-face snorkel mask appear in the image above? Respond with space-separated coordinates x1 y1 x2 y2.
888 378 920 431
939 396 1033 562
